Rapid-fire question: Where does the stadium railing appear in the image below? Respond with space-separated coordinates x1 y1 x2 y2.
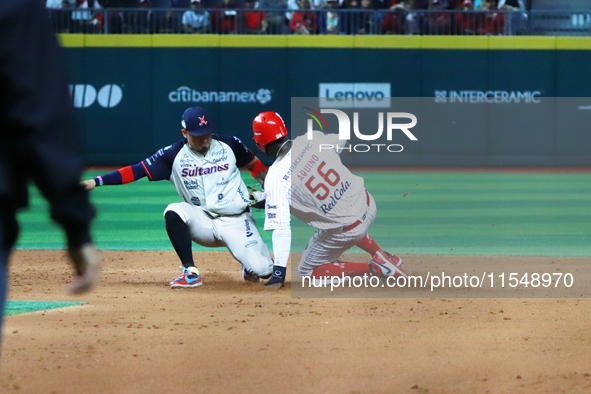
47 8 591 36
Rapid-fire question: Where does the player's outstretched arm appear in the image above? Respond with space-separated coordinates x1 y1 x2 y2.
80 163 149 191
80 139 184 191
81 179 97 191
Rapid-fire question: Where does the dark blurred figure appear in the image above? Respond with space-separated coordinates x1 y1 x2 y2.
0 0 101 342
382 0 418 34
415 0 428 8
134 0 153 34
426 0 451 34
173 0 191 7
258 0 288 34
498 0 527 35
290 0 318 33
342 0 360 35
150 0 183 33
100 0 135 33
212 0 239 33
245 0 268 33
455 0 475 34
357 0 376 34
99 0 167 33
47 0 75 33
474 0 503 35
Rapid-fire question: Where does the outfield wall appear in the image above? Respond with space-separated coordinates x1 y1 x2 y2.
59 35 591 167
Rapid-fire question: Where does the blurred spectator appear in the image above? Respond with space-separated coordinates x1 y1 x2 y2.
152 0 172 6
132 0 152 33
324 0 341 34
345 0 360 9
286 0 299 26
415 0 428 9
71 0 103 33
100 0 140 33
311 0 338 9
475 0 503 35
498 0 527 35
382 0 418 34
498 0 524 9
173 0 191 7
212 0 238 33
372 0 390 10
182 0 210 32
426 0 451 34
151 0 182 33
357 0 377 34
47 0 74 33
258 0 288 34
342 0 359 34
455 0 476 34
245 0 268 33
290 0 318 33
100 0 137 5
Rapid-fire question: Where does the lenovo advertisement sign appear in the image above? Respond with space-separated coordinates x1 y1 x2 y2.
319 83 391 108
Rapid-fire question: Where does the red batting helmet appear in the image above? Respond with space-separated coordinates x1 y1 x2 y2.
252 112 288 152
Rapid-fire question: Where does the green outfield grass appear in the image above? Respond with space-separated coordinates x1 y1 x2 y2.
14 171 591 257
3 301 86 316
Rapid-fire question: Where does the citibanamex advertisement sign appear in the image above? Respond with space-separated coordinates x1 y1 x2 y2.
168 87 272 104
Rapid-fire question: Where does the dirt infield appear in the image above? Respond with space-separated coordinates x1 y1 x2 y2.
2 250 591 394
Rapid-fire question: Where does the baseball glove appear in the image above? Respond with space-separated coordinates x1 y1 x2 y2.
247 185 266 210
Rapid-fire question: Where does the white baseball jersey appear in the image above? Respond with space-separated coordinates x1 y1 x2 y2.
264 132 367 231
264 150 292 231
142 135 253 217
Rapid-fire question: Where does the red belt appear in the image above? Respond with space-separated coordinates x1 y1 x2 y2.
342 190 370 233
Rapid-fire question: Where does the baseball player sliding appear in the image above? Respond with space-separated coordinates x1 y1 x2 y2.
82 107 273 288
252 112 408 288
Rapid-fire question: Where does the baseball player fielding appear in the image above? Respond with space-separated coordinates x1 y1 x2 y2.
81 106 273 288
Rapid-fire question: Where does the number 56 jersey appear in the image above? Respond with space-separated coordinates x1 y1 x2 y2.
264 132 367 231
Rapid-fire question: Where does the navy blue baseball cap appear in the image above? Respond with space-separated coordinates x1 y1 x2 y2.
181 107 215 136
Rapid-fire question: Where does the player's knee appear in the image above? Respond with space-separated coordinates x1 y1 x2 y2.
255 265 273 277
164 203 188 221
164 210 184 223
247 257 273 277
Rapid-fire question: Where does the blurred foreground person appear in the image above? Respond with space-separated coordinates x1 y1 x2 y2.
0 0 101 345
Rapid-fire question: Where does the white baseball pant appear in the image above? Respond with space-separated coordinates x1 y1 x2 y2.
298 191 377 277
164 202 273 277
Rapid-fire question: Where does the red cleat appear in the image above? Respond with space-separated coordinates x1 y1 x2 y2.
369 250 408 278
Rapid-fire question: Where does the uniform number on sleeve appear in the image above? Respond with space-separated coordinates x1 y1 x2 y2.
305 162 341 200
